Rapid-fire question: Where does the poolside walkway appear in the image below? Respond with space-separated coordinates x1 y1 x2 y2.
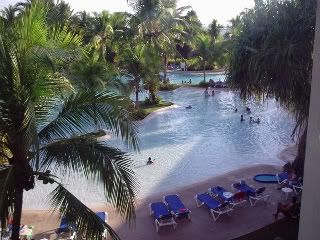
24 164 296 240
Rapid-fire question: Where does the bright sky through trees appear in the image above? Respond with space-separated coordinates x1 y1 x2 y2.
0 0 254 26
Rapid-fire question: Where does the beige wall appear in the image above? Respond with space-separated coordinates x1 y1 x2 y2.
298 1 320 239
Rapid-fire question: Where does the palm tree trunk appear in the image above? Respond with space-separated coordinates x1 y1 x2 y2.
203 60 206 82
163 54 167 82
11 187 23 240
135 80 139 107
135 89 139 107
150 91 156 104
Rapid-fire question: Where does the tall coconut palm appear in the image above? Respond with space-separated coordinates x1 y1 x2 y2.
227 0 316 176
0 2 139 240
195 34 214 81
208 19 223 42
120 44 146 106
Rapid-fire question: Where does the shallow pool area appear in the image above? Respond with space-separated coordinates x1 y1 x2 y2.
165 71 225 84
24 87 295 209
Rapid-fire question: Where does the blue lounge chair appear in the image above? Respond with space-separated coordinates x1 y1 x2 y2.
276 172 289 184
96 212 108 239
232 181 269 206
56 217 76 239
163 194 191 220
149 202 177 232
231 181 256 196
208 186 247 208
195 193 233 221
57 212 108 239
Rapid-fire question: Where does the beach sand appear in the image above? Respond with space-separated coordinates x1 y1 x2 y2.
23 164 295 240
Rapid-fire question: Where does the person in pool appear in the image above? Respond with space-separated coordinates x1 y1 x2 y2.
240 115 245 122
235 108 238 113
204 87 209 96
189 79 192 84
211 89 215 96
186 105 192 109
254 117 260 123
147 157 154 165
249 116 253 123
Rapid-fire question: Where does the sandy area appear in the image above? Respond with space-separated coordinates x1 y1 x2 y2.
22 164 297 240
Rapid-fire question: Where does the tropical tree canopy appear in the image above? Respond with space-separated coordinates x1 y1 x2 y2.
227 0 316 175
0 2 139 240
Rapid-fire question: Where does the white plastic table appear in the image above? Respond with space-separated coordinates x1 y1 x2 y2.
281 187 293 200
223 191 234 199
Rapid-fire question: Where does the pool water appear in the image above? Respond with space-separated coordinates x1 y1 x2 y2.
24 87 294 208
165 72 225 84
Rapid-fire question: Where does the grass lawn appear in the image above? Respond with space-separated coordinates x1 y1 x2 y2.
132 101 173 120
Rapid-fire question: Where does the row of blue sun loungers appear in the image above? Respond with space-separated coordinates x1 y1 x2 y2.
149 194 191 232
149 181 270 232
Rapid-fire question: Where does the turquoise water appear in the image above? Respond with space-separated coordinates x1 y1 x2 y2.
23 87 294 208
164 72 225 84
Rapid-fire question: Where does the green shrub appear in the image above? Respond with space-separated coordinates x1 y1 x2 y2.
144 95 162 105
159 83 180 91
198 80 209 88
131 109 147 120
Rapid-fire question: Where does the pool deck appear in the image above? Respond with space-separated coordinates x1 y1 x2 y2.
23 164 297 240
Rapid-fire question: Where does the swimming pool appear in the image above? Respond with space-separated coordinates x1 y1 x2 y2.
23 87 294 208
164 71 225 84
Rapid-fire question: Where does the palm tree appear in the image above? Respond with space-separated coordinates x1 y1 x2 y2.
129 0 189 102
0 3 139 240
227 0 316 176
120 44 146 106
208 19 223 42
71 47 122 91
196 34 214 81
0 5 19 25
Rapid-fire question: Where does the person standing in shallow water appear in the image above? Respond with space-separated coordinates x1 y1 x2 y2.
240 115 245 122
204 87 209 96
147 157 153 165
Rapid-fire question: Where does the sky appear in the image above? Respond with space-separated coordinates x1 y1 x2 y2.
0 0 255 26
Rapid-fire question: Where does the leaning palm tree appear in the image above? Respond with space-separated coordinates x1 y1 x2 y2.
0 2 138 240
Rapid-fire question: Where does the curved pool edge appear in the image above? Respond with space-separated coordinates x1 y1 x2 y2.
22 163 283 210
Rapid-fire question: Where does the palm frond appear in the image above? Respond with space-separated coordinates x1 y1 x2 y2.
38 90 139 151
49 184 120 240
39 136 137 221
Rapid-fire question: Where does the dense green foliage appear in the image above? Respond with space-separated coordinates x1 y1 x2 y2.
0 0 250 238
0 1 138 239
227 0 316 175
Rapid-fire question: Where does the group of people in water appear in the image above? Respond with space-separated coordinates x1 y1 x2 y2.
237 107 261 123
182 79 192 84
